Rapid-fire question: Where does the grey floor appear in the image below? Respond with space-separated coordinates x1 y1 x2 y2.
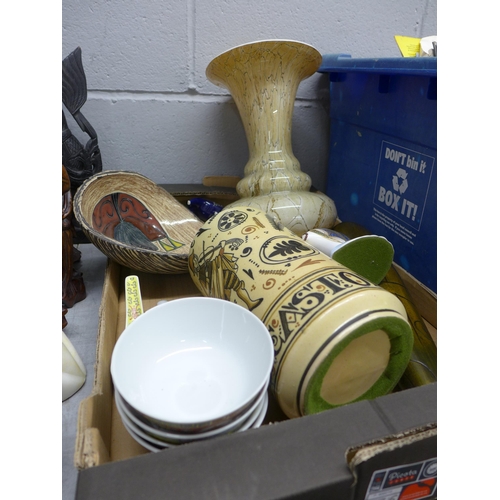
62 244 108 500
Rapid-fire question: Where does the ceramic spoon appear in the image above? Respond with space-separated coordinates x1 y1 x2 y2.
125 275 167 327
125 275 145 328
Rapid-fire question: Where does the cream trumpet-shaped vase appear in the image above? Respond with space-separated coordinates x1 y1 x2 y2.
188 207 414 419
62 331 86 401
205 40 337 236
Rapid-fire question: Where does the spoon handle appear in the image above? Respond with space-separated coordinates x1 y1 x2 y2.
125 275 144 328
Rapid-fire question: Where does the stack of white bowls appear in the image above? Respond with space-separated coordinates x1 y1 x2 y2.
110 297 274 451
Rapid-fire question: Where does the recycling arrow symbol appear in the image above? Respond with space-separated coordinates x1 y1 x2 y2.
392 168 409 194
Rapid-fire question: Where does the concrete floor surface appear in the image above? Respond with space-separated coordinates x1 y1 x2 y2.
62 244 108 500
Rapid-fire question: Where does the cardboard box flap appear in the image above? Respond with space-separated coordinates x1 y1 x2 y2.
395 263 437 330
75 259 120 469
76 383 436 499
81 427 111 469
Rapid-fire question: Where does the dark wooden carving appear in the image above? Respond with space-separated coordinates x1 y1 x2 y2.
63 46 103 244
62 47 102 188
63 165 86 326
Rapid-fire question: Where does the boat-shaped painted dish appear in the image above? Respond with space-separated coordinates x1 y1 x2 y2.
73 170 203 274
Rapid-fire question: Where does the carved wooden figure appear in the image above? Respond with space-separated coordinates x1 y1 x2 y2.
62 47 102 190
63 165 86 325
62 46 103 243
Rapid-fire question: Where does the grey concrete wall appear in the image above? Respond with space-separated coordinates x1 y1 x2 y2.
62 0 437 192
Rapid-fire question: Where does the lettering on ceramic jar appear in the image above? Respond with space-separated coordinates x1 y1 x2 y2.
269 285 325 358
318 271 371 292
267 270 373 361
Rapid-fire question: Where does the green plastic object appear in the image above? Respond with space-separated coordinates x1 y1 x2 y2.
303 229 394 284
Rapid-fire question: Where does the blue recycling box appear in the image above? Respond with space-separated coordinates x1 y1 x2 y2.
319 54 437 293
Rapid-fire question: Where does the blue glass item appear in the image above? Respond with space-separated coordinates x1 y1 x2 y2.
187 197 224 221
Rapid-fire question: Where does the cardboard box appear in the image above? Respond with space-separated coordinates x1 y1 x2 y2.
74 187 437 499
319 55 437 294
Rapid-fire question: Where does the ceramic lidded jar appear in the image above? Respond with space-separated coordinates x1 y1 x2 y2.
188 207 414 419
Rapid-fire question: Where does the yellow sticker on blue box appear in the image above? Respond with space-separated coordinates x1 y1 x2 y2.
394 35 421 57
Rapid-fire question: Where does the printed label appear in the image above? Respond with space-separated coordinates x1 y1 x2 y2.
364 458 437 500
372 141 435 245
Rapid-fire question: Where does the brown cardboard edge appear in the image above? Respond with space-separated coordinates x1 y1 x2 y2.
394 263 437 329
202 175 240 188
346 423 437 467
74 259 120 469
